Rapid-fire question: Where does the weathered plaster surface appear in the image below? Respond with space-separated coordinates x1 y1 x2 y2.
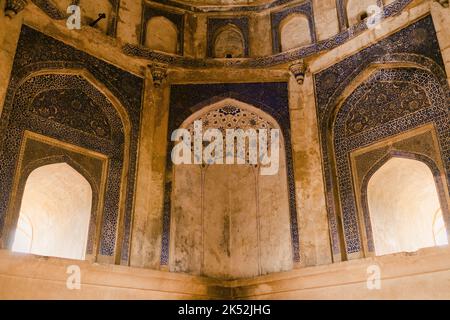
0 0 448 299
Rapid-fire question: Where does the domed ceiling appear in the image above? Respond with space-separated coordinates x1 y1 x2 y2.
171 0 278 6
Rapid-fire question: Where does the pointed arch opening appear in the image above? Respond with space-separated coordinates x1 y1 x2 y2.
367 157 448 256
79 0 113 33
213 24 245 58
321 60 450 260
11 163 93 260
169 98 293 280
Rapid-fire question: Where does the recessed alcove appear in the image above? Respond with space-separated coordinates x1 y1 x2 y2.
12 163 92 260
213 24 246 58
145 16 179 54
169 99 293 280
279 13 312 51
367 157 448 256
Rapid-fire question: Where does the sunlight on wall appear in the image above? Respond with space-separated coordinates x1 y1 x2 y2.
433 208 448 245
11 215 33 253
280 14 312 51
12 163 92 260
368 157 448 256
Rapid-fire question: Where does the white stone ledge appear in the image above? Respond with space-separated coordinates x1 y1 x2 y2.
0 250 223 299
1 246 449 299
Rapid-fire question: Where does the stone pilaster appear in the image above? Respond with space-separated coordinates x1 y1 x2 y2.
248 12 273 57
193 14 207 58
288 67 333 267
129 65 171 269
312 0 340 41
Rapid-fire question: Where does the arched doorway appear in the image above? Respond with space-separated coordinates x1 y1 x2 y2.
367 157 448 255
169 99 293 279
11 163 92 260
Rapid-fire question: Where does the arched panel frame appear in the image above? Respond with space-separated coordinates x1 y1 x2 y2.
0 67 134 264
162 90 300 266
30 0 120 36
350 127 450 256
270 1 317 54
212 24 246 58
144 16 180 54
168 98 292 277
278 13 313 52
2 131 109 262
317 54 450 261
140 4 185 55
336 0 384 31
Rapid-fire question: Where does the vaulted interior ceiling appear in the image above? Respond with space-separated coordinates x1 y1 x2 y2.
171 0 278 6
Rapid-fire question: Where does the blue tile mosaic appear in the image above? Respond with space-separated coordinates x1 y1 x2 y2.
0 25 143 261
161 83 300 265
314 15 450 257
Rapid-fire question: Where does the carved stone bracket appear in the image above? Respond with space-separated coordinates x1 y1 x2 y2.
435 0 449 8
5 0 28 18
149 63 168 88
289 59 307 85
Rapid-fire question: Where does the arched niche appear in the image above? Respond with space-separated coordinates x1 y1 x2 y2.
11 163 93 260
346 0 379 26
0 68 135 262
320 61 450 260
145 16 179 54
213 24 245 58
367 157 448 256
279 13 312 51
169 98 293 280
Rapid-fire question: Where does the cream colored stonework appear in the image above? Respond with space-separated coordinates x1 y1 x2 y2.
0 247 449 299
0 0 448 299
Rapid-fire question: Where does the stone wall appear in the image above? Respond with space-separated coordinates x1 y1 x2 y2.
1 246 449 299
0 0 449 298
